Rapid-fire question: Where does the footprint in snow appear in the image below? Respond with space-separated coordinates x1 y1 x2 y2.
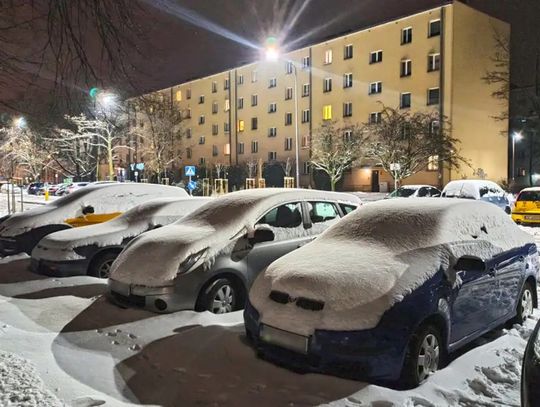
128 333 137 339
129 344 141 351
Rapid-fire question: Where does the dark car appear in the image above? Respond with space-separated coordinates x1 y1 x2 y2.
27 182 44 195
245 199 538 388
522 318 540 407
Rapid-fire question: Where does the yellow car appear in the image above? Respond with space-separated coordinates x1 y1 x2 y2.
512 187 540 224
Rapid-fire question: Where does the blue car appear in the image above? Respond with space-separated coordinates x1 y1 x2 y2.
245 199 538 388
442 179 511 214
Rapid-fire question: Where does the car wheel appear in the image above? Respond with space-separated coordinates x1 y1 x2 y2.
89 251 118 279
400 324 442 389
200 278 238 314
513 282 535 325
505 206 511 215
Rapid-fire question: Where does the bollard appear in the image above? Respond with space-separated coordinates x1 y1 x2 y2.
44 188 49 201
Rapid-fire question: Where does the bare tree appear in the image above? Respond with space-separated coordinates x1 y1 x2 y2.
364 106 467 189
128 93 184 183
48 126 96 180
310 120 367 191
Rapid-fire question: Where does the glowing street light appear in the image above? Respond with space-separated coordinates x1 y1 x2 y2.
263 37 300 188
512 131 523 182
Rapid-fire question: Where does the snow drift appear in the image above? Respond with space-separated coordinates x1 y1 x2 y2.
250 198 535 336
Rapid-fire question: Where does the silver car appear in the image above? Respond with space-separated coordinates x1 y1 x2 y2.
108 188 362 313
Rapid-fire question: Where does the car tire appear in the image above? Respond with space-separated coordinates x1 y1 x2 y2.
198 278 239 314
400 324 443 389
88 251 118 279
512 282 535 325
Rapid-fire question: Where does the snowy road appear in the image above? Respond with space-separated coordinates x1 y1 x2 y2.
0 252 537 406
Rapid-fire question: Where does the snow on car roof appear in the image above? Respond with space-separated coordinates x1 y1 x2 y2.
250 198 534 336
442 179 504 199
0 183 189 237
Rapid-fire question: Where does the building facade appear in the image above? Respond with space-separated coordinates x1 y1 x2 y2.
128 1 509 191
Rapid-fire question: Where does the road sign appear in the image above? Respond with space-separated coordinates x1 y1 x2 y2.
63 177 73 185
185 166 196 177
187 180 197 191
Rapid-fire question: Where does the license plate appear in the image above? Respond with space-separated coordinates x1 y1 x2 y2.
524 215 540 220
260 324 308 354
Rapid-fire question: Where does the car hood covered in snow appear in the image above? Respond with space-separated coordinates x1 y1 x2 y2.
250 198 534 336
109 188 361 287
31 197 211 261
0 183 188 237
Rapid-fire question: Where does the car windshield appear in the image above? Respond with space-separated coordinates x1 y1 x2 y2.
179 196 257 228
393 187 417 197
518 191 540 201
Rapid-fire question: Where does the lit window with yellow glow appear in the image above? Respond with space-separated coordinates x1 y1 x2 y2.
428 155 439 171
323 105 332 120
238 120 245 132
175 90 182 101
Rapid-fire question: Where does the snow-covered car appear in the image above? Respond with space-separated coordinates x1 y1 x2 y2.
245 199 538 388
30 197 212 278
522 317 540 407
27 182 44 195
0 183 188 256
386 185 441 198
511 187 540 225
0 183 22 194
442 179 511 213
108 189 362 314
66 182 90 194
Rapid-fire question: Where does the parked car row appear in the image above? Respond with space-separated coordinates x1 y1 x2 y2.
0 183 537 392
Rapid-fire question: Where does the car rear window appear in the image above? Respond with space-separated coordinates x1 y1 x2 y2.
517 191 540 201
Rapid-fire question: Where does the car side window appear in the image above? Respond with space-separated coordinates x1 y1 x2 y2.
417 187 429 197
430 188 440 197
339 203 357 215
257 202 302 229
308 201 339 224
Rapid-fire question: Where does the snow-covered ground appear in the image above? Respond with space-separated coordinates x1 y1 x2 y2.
0 191 58 217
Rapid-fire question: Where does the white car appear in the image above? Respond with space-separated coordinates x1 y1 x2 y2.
0 183 189 256
387 185 441 198
66 182 91 194
31 197 212 278
442 180 510 213
0 183 22 194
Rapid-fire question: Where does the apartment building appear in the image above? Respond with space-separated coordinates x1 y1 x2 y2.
129 1 509 191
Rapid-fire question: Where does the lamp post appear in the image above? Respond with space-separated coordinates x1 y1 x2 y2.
264 39 300 188
512 131 523 182
90 88 118 181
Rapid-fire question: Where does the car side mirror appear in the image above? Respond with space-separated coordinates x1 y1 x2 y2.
82 205 95 215
249 227 275 245
453 256 486 272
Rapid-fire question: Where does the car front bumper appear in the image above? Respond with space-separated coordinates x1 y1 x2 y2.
30 257 90 277
244 301 407 382
512 212 540 224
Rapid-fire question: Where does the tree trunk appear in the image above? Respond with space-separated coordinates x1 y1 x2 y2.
330 178 336 191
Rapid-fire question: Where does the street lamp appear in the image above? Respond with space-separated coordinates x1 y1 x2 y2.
264 38 300 188
512 131 523 182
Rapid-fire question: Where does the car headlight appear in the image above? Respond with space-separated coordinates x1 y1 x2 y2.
177 248 207 275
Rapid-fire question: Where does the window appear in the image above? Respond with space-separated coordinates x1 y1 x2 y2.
186 88 191 99
283 137 292 151
302 109 310 123
308 202 339 224
224 143 231 156
224 122 230 133
369 81 382 94
238 142 245 154
199 157 206 166
224 99 230 112
268 127 277 137
251 117 258 130
224 78 230 90
401 59 412 77
285 112 293 125
268 151 277 161
212 101 218 114
212 81 217 93
285 87 293 100
428 53 440 72
343 73 353 88
302 161 310 175
185 108 192 119
400 92 411 108
257 202 302 229
186 147 192 159
251 140 259 153
198 95 205 104
427 88 440 105
370 50 383 64
199 136 205 145
251 94 258 106
186 128 192 138
285 61 293 74
369 112 381 124
429 19 441 37
212 145 218 156
430 120 440 135
343 102 353 117
302 83 310 97
402 27 412 44
199 115 205 124
237 97 244 109
212 124 219 135
238 120 245 132
323 77 332 92
175 90 182 101
302 56 310 69
237 74 244 85
344 44 353 59
340 203 357 214
324 49 333 64
269 77 277 88
301 135 309 148
269 102 277 113
428 155 439 171
323 105 332 120
251 70 257 82
343 130 352 143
